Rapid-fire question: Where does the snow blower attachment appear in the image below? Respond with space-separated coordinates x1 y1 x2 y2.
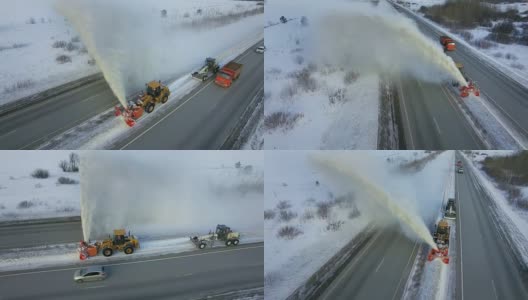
114 81 170 127
190 224 241 249
77 229 140 260
460 81 480 97
427 219 450 264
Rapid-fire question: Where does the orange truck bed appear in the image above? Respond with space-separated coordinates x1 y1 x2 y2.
215 61 243 88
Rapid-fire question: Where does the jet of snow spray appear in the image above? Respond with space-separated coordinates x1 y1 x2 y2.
313 1 467 86
310 153 437 249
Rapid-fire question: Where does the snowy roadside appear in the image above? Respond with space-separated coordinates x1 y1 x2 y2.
402 151 455 300
0 232 263 273
36 30 263 150
462 152 528 268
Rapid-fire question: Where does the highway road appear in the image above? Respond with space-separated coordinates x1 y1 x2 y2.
115 42 264 149
317 228 418 300
0 220 82 250
0 242 264 300
398 76 484 149
394 3 528 147
455 156 528 300
0 41 263 150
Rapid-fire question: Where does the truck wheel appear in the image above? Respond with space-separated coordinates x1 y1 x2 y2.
124 247 134 254
103 248 113 257
199 243 206 249
76 279 83 283
233 239 239 246
203 76 208 82
161 95 168 104
146 103 155 113
225 240 232 246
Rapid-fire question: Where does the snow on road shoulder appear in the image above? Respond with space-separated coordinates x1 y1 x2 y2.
0 151 81 222
463 151 528 266
0 233 263 273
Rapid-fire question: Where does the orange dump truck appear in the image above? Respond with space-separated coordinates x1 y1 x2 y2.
439 35 456 51
215 61 243 88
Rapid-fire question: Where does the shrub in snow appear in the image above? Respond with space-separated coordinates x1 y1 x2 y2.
183 12 190 18
58 153 80 172
71 36 80 43
52 40 67 48
348 207 361 219
56 54 72 64
328 88 347 105
279 210 298 222
294 55 304 65
65 42 79 52
280 83 298 100
277 225 303 239
31 169 49 179
302 209 315 221
161 9 167 18
276 200 291 210
17 200 35 209
510 63 525 70
344 71 359 85
326 220 345 231
78 47 88 54
264 111 304 131
87 58 96 66
57 177 78 185
333 193 356 209
58 207 76 213
316 201 332 219
489 21 517 44
28 17 36 24
4 80 35 93
264 209 276 220
300 16 308 26
294 68 317 92
505 53 518 60
196 9 202 15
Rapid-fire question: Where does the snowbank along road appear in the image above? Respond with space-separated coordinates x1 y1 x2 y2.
0 41 263 150
0 242 264 300
394 3 528 149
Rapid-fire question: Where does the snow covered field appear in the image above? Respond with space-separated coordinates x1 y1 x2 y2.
0 0 98 106
0 151 80 221
264 151 453 300
464 151 528 266
263 0 380 149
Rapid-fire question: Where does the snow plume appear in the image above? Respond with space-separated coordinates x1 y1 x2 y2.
55 0 263 108
267 0 466 85
310 152 437 248
80 151 263 241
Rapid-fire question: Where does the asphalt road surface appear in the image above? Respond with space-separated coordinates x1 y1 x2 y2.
317 228 419 300
397 76 484 149
0 41 263 150
0 243 263 300
0 79 117 149
116 43 264 149
0 220 82 250
455 157 528 300
395 3 528 146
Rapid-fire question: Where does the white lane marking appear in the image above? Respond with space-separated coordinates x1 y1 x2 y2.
0 129 17 139
433 117 442 135
0 244 263 278
457 178 464 300
391 239 418 300
375 257 385 273
491 279 498 300
320 230 381 300
82 285 105 289
397 78 415 149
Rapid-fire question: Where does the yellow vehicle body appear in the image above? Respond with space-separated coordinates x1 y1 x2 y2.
137 81 171 113
97 229 140 257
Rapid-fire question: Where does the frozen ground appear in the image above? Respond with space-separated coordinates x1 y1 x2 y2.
263 0 379 149
0 151 80 221
402 0 528 88
264 151 453 300
0 233 263 272
0 0 98 106
464 151 528 266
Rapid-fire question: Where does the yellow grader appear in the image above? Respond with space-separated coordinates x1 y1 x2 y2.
427 219 450 264
114 81 171 127
78 229 140 260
